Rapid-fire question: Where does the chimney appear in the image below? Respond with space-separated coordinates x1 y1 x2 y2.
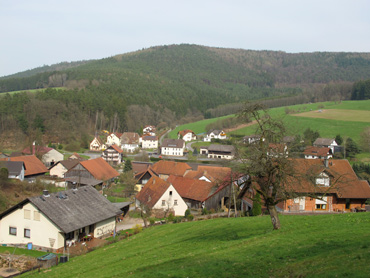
43 190 50 197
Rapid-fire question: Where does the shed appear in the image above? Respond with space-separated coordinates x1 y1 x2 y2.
37 253 58 268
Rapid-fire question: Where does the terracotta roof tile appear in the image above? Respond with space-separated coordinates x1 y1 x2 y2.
151 160 191 176
0 155 47 176
80 158 119 180
135 176 171 207
303 146 332 157
168 175 215 201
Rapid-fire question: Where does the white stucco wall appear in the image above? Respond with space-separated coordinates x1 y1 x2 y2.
50 163 67 178
94 217 116 238
0 203 64 250
42 149 64 167
142 140 158 149
161 147 184 156
153 185 187 216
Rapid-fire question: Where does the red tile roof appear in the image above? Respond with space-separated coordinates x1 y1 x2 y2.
185 165 231 183
80 158 119 180
303 146 332 157
110 144 123 153
178 129 195 137
22 146 53 155
135 176 171 207
168 175 215 202
0 155 48 176
151 160 192 177
286 158 370 199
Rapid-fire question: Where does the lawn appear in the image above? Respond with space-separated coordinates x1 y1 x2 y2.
22 213 370 277
0 246 48 258
292 109 370 123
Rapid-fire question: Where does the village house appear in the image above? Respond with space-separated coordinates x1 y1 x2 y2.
22 146 63 168
184 165 232 183
143 125 156 136
1 155 48 181
134 168 158 191
106 132 123 147
135 176 187 217
102 144 124 166
203 130 227 142
161 139 185 156
0 160 25 181
0 186 121 252
200 144 235 159
243 135 261 144
49 159 81 179
151 160 192 180
313 138 338 153
90 136 105 151
142 136 158 149
120 132 140 153
240 158 370 214
177 130 197 142
132 161 153 174
267 143 288 158
65 157 119 188
303 146 333 160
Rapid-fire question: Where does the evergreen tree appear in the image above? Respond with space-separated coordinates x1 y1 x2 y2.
124 159 132 172
252 192 262 216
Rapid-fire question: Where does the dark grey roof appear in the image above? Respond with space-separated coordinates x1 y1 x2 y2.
313 138 336 146
29 186 121 233
49 159 80 171
0 161 24 176
208 144 235 153
113 202 132 210
162 138 184 148
65 177 103 187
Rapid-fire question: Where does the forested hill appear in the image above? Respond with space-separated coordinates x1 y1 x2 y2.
1 44 370 148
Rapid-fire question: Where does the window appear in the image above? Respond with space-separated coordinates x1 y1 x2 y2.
174 200 178 206
345 199 351 210
24 209 31 219
34 211 40 221
162 200 165 206
169 191 173 196
9 227 17 236
316 204 326 210
24 229 30 238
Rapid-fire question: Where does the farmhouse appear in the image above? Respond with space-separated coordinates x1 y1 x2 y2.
303 146 333 160
106 132 123 147
313 138 338 153
90 136 104 151
0 155 48 181
135 176 187 217
102 144 124 165
200 144 235 159
0 161 25 181
177 130 196 142
0 186 121 252
203 130 227 142
142 136 158 149
65 158 119 187
120 132 140 153
240 158 370 214
151 160 192 180
143 125 156 136
49 159 80 178
161 139 185 156
22 146 63 167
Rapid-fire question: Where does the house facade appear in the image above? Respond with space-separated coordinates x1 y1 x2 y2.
135 176 187 216
143 125 156 136
0 187 120 252
303 146 333 160
203 130 227 142
313 138 338 154
120 132 140 153
22 146 63 167
200 144 235 159
49 160 80 178
161 139 185 156
0 161 25 181
102 145 123 165
1 155 48 181
142 136 158 149
177 130 196 142
106 132 123 147
90 137 104 151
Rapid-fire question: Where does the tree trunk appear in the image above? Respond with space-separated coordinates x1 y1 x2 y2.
268 205 281 230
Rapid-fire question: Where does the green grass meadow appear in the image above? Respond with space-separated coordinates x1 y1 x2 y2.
22 214 370 278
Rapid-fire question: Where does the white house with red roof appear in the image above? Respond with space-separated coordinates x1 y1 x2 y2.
22 146 63 167
177 130 196 142
106 132 123 147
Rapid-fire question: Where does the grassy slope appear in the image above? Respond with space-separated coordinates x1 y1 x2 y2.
23 214 370 278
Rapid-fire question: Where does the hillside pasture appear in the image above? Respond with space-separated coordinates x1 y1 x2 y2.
22 214 370 278
292 109 370 123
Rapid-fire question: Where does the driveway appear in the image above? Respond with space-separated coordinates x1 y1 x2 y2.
116 217 144 231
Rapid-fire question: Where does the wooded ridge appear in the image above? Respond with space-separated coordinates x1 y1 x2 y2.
1 44 370 147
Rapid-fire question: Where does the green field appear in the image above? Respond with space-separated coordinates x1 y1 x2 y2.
0 87 64 96
292 109 370 122
22 214 370 278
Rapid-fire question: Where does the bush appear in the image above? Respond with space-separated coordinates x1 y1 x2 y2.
133 224 143 234
167 213 175 222
187 214 194 221
65 142 81 152
252 193 262 216
173 216 183 223
201 208 209 215
149 218 155 226
184 209 191 218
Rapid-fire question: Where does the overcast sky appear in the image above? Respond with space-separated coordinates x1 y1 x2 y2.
1 0 369 77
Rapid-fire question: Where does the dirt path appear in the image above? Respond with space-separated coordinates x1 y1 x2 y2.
224 120 257 133
116 217 144 231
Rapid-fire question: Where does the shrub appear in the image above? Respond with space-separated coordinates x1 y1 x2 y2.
167 213 175 222
209 208 215 214
133 224 143 234
252 193 262 216
201 208 209 215
184 209 191 218
149 218 155 226
187 214 194 221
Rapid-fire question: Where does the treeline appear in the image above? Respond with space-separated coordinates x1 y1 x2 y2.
351 79 370 100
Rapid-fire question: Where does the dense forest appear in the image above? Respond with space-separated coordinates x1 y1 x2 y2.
0 44 370 148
